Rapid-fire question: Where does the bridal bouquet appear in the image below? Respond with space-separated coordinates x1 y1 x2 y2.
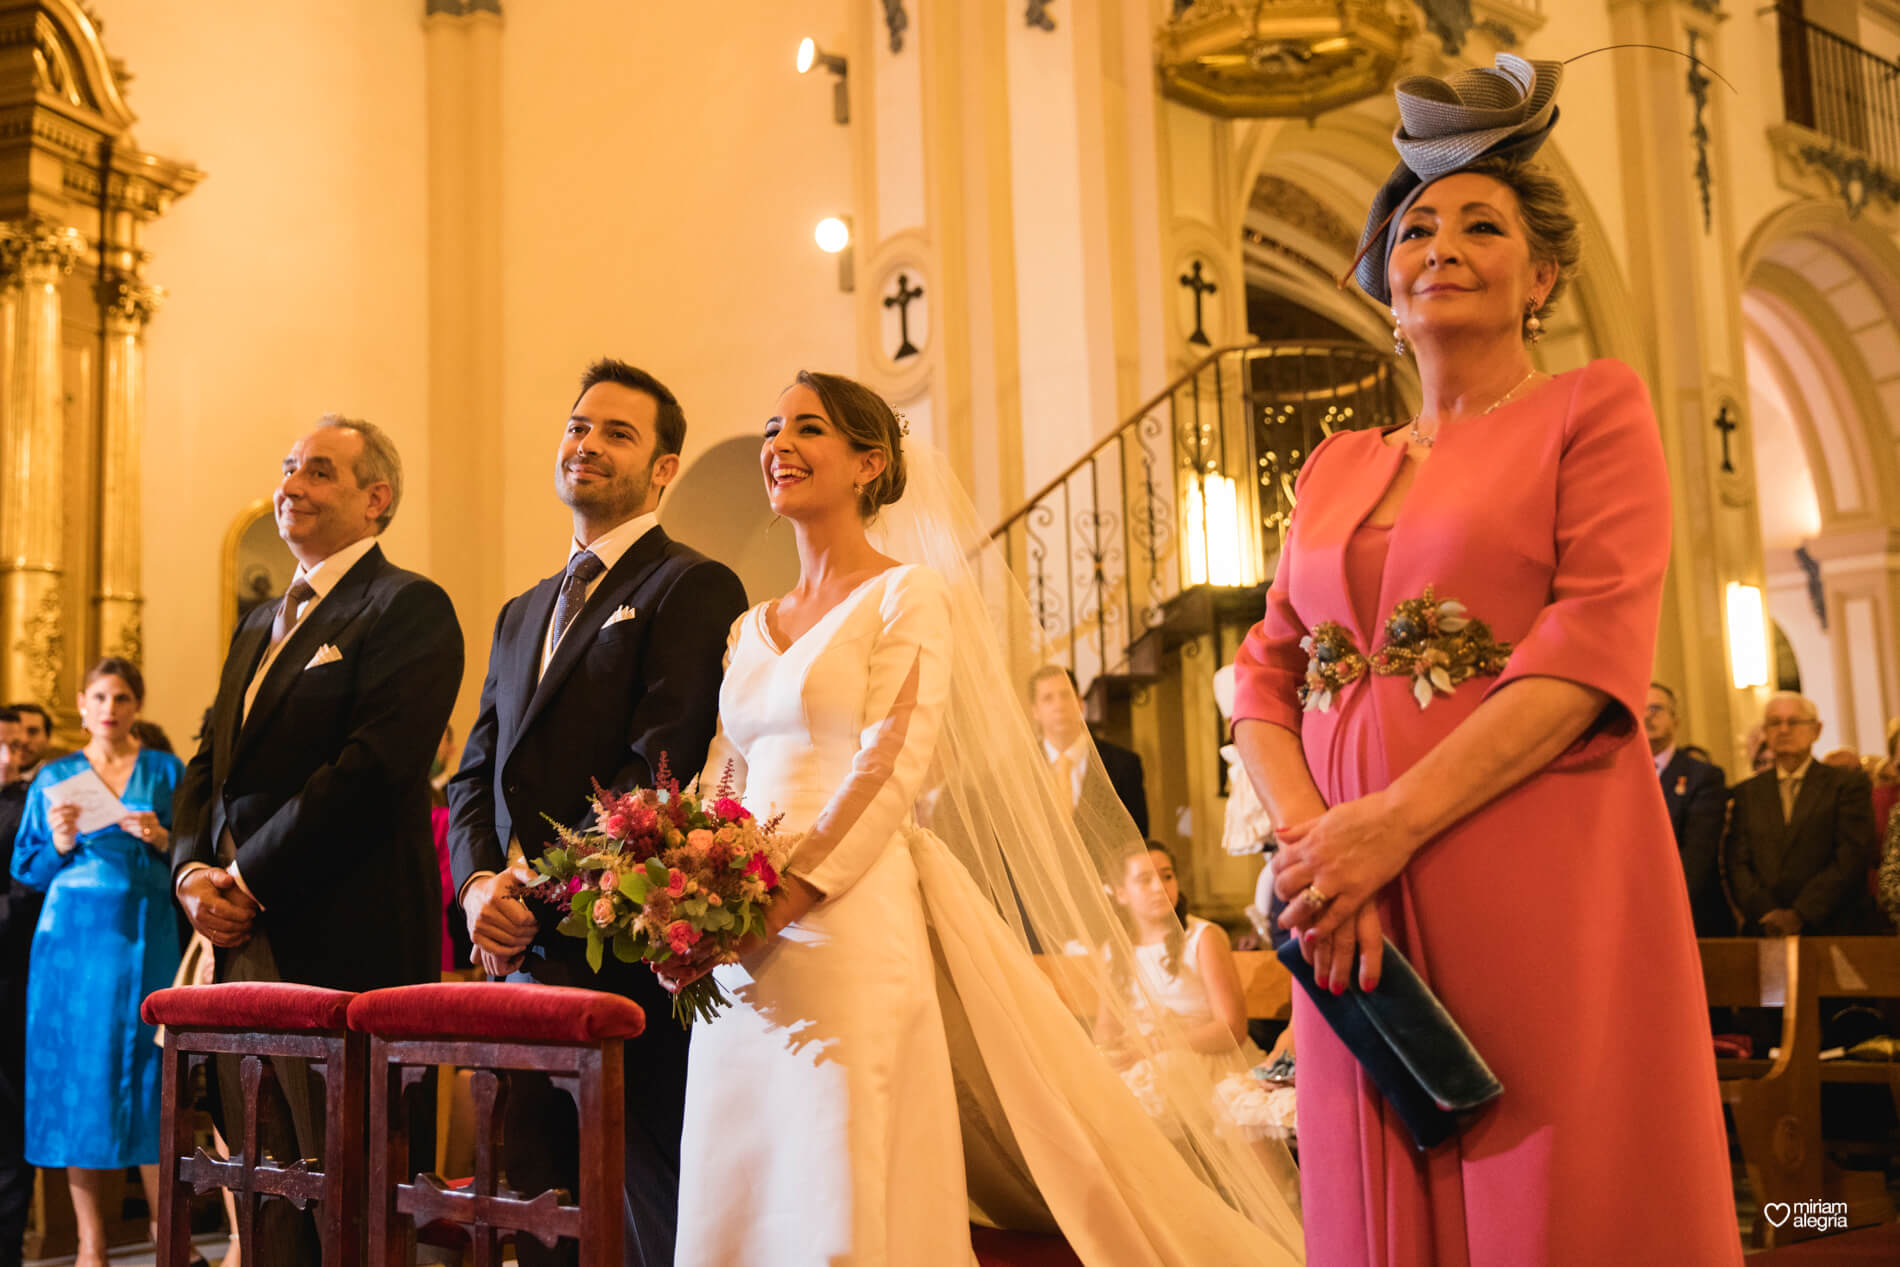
522 760 788 1026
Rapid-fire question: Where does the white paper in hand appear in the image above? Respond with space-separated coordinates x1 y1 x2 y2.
46 766 129 836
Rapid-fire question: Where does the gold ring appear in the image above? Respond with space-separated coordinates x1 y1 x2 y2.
1301 884 1332 909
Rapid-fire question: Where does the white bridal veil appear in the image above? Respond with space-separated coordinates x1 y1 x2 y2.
867 440 1306 1261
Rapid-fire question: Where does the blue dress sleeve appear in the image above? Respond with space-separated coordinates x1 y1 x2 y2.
10 767 66 892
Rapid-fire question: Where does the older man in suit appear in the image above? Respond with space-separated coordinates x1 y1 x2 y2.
1725 691 1879 937
1646 683 1731 936
173 415 463 1265
1028 665 1150 837
449 359 746 1267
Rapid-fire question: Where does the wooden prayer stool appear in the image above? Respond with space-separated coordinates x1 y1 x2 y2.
349 982 644 1267
141 981 365 1267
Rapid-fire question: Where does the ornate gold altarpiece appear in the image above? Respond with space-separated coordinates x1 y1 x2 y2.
0 0 198 735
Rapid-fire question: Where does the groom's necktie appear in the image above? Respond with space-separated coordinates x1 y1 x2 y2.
551 550 606 653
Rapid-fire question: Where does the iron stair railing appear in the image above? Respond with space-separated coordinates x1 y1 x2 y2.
988 340 1403 689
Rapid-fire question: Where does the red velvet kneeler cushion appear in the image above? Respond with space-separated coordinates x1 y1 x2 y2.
346 982 646 1043
140 982 356 1033
971 1225 1084 1267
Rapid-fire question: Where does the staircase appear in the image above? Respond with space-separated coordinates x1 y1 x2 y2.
989 340 1404 706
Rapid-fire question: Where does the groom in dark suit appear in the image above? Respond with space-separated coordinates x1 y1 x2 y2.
448 358 746 1267
173 415 464 1264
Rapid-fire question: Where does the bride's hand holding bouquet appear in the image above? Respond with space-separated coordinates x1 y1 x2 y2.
519 758 792 1026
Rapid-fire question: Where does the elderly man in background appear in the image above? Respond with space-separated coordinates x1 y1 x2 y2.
1646 684 1731 937
1726 692 1880 936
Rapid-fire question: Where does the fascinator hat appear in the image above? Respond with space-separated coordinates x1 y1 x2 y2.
1353 53 1564 305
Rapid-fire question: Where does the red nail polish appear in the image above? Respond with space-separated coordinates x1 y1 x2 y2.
1331 980 1346 996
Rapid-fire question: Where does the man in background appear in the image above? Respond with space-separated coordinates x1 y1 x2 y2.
3 705 53 785
1646 683 1731 936
1726 692 1880 936
1028 665 1149 837
0 709 38 1267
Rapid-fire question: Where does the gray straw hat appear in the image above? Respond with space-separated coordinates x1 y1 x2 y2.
1353 53 1564 305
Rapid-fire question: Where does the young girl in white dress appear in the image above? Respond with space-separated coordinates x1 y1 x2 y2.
660 371 1303 1267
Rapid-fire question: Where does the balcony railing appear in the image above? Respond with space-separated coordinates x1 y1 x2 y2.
988 341 1402 688
1778 2 1900 172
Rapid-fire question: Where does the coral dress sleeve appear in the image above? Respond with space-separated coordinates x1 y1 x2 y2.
1232 431 1347 733
789 567 953 900
1482 359 1671 767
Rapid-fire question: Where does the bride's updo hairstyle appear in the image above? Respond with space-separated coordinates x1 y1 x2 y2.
794 369 908 518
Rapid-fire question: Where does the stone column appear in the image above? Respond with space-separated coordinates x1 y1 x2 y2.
0 218 82 710
1804 527 1900 754
93 268 162 665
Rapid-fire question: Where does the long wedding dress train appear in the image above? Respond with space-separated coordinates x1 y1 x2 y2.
674 565 1303 1267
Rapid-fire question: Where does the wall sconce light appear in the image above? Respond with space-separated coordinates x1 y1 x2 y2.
1726 581 1770 689
1183 473 1262 587
815 215 854 293
797 37 849 125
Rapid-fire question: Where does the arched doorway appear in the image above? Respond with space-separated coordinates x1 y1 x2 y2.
661 437 798 604
1741 202 1900 756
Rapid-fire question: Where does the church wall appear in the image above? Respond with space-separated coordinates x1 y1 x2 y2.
493 0 858 593
95 0 432 746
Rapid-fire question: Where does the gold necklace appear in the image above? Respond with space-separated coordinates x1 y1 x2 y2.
1407 370 1539 449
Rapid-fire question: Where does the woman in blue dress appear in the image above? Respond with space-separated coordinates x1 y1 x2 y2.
10 657 183 1267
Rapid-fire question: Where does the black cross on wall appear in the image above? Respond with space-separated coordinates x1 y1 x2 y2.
1713 404 1738 473
1179 259 1218 347
884 272 924 360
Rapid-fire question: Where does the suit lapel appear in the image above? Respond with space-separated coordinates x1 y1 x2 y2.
508 575 563 727
215 615 273 782
513 527 674 748
1786 762 1828 831
235 546 384 755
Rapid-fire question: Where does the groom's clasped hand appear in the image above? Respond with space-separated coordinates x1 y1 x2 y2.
463 858 539 977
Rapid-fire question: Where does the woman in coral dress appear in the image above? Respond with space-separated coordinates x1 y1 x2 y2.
1232 56 1739 1266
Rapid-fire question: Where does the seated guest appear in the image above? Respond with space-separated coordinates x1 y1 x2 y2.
1646 684 1730 935
0 709 37 1267
9 659 184 1267
1726 692 1880 936
1028 664 1149 836
3 705 54 786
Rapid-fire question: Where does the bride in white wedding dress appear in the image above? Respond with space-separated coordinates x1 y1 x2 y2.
664 371 1305 1267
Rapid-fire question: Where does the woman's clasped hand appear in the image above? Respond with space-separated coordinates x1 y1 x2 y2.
1270 790 1426 995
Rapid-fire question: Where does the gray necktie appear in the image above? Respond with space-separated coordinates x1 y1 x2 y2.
271 578 317 645
551 550 606 652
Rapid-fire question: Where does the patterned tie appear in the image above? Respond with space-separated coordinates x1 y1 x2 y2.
271 578 317 646
1780 772 1803 823
551 550 607 652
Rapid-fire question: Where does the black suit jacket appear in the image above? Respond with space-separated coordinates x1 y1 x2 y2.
1088 732 1150 839
172 544 464 991
1725 758 1880 934
447 527 747 975
1659 750 1731 936
0 779 37 966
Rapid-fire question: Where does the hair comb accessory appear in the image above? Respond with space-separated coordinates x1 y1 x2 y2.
892 408 911 437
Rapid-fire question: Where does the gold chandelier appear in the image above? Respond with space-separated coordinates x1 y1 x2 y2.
1156 0 1417 119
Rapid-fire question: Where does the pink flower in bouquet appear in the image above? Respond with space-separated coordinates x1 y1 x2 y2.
666 868 688 899
603 810 633 837
563 875 585 897
744 852 779 889
591 897 616 925
598 869 618 890
666 920 700 955
706 892 722 906
686 828 715 853
715 796 750 822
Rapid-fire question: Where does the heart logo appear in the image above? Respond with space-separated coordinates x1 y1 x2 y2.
1763 1203 1791 1228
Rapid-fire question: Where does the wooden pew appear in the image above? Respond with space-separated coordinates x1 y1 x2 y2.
1701 936 1900 1248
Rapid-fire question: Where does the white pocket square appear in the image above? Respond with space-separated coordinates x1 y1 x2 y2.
304 643 343 670
601 605 637 629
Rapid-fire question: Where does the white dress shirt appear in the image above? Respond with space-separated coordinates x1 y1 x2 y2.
242 535 380 719
1653 746 1675 778
539 512 658 678
1778 756 1813 823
